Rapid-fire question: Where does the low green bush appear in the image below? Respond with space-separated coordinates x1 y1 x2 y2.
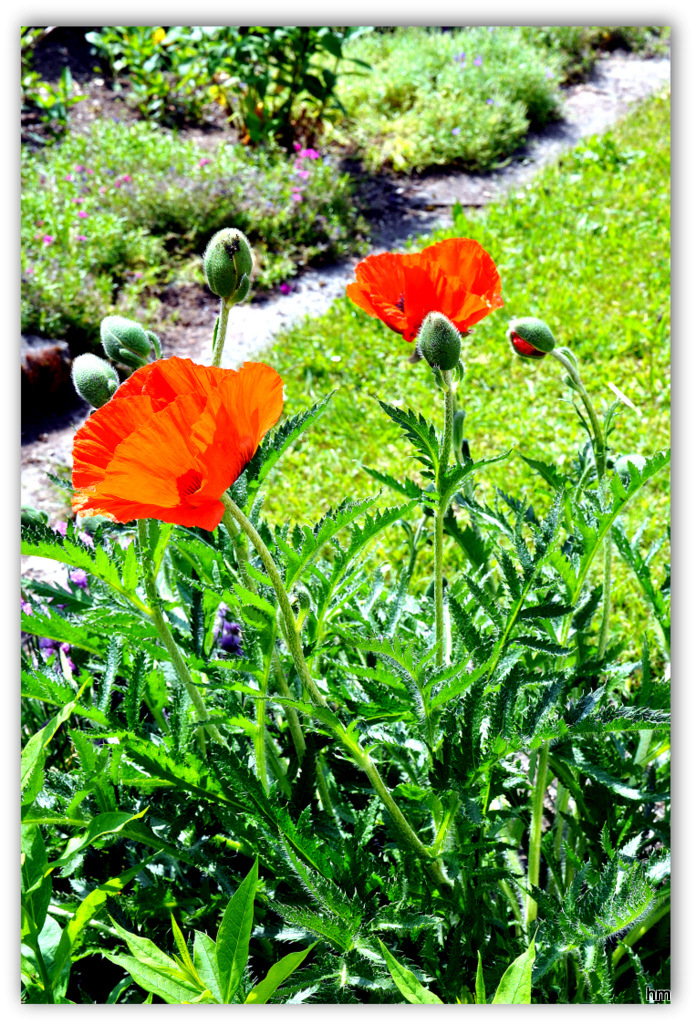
326 26 564 173
21 120 367 342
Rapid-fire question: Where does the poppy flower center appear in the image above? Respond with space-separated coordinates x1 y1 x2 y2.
395 293 405 312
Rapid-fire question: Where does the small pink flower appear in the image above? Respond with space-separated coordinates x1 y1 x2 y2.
74 164 85 172
78 531 94 548
25 267 34 275
86 168 94 175
99 186 107 194
198 157 211 167
54 521 68 536
65 174 73 182
42 235 55 245
279 282 291 294
296 168 310 180
121 174 132 182
115 181 122 188
293 141 301 151
291 192 302 203
133 271 143 279
300 148 320 159
76 234 87 242
78 210 88 219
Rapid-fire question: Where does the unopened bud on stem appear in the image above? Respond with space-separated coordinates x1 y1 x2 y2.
417 312 462 372
72 353 120 408
507 316 556 360
100 315 153 369
204 228 254 305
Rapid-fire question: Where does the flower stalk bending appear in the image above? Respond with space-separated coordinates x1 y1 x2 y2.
220 493 452 893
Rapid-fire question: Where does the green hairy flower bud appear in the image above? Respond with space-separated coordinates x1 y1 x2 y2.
507 316 557 360
417 312 462 371
614 453 647 481
203 228 254 304
21 505 48 527
71 353 120 408
100 315 152 369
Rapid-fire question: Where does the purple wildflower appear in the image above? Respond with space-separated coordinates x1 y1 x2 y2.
78 531 94 549
473 55 483 67
69 568 89 590
452 127 461 135
453 52 466 63
54 521 68 536
213 603 243 657
74 164 85 172
486 98 494 105
279 282 291 294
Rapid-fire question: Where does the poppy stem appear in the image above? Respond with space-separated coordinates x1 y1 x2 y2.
137 520 225 746
550 349 612 659
434 372 455 669
211 298 232 368
220 492 453 894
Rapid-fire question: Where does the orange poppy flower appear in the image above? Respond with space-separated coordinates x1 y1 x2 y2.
72 357 283 530
346 237 503 344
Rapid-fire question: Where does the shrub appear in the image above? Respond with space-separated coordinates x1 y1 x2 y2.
327 26 563 172
21 120 367 342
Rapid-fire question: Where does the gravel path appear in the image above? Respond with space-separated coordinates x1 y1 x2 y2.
21 52 670 581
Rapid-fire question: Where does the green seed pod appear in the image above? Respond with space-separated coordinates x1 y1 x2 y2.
100 315 152 369
417 311 462 371
203 228 254 304
507 316 557 360
71 353 120 408
21 505 48 527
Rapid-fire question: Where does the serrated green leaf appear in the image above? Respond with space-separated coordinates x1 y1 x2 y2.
103 953 202 1004
193 931 223 1004
47 809 149 870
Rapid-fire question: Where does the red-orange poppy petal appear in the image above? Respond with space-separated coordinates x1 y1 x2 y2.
71 357 285 530
346 237 503 343
72 395 157 489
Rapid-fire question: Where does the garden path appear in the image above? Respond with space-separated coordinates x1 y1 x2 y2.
21 52 670 582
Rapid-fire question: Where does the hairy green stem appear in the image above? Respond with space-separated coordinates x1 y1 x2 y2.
211 298 231 368
551 349 613 660
434 373 455 668
526 741 550 925
221 493 452 893
221 507 307 761
137 521 224 746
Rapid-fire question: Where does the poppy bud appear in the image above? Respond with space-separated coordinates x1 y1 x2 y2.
417 312 462 371
71 353 120 408
203 228 254 304
21 505 48 527
614 453 646 482
507 317 556 360
100 315 153 369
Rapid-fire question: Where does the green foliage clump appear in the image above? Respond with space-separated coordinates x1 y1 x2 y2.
521 26 670 84
21 120 367 341
327 26 563 172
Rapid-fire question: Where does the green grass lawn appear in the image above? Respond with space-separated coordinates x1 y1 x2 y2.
255 91 670 643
